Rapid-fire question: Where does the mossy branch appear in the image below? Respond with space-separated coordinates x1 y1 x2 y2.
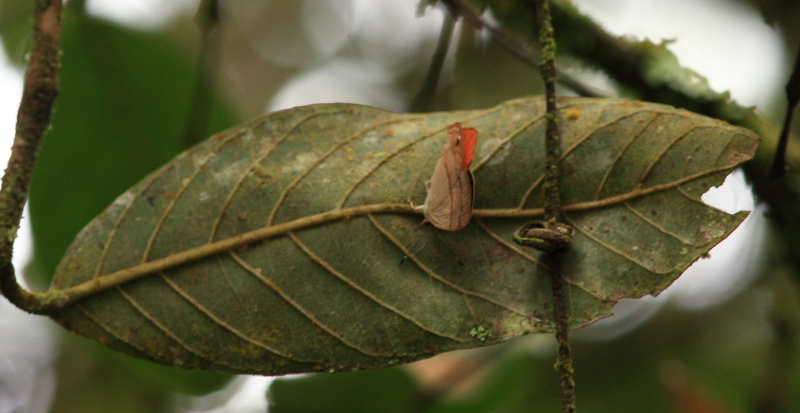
534 1 576 411
0 0 63 314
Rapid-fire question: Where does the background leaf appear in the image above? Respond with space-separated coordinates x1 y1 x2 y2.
29 14 234 284
47 96 758 376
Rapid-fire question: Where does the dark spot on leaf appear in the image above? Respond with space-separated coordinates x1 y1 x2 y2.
651 209 658 216
621 216 627 221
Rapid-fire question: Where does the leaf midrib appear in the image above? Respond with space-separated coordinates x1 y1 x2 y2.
49 159 736 311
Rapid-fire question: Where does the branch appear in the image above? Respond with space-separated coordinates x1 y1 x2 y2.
534 1 576 411
769 44 800 178
462 0 762 130
0 0 63 314
442 0 605 98
411 6 456 112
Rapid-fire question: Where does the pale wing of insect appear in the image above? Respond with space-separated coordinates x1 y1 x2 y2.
422 122 477 231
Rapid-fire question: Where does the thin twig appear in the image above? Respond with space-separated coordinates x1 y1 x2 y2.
548 249 575 412
538 10 561 221
769 44 800 178
0 0 63 314
535 0 576 411
411 6 456 112
182 0 223 148
442 0 604 98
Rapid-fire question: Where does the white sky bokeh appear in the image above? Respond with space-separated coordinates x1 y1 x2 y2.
86 0 196 30
267 0 449 112
571 0 786 111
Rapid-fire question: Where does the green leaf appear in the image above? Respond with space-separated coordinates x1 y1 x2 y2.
48 96 758 375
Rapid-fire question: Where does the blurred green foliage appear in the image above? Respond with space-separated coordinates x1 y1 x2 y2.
29 11 234 283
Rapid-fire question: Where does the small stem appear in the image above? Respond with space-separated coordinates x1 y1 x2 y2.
549 251 576 412
537 2 561 221
0 0 63 314
769 44 800 178
182 0 223 148
535 0 576 411
411 7 456 112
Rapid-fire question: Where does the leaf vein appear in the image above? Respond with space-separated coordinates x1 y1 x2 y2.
338 107 503 209
677 186 706 204
141 128 249 263
638 124 714 188
337 125 441 209
472 113 546 174
115 286 228 366
92 164 174 280
712 134 739 166
229 251 386 357
367 215 530 317
288 231 468 343
267 117 419 226
209 109 352 242
519 108 656 208
74 304 240 371
594 113 658 200
476 220 549 269
158 272 310 362
562 277 611 302
623 201 703 246
562 213 670 274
